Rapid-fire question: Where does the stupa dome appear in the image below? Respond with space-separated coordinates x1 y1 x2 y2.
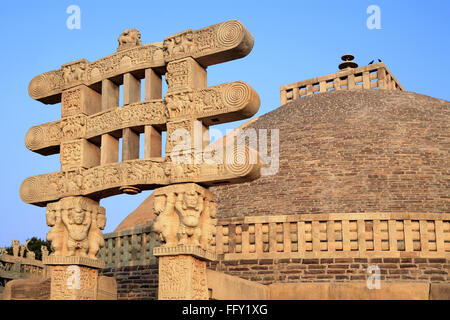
116 89 449 230
211 89 449 217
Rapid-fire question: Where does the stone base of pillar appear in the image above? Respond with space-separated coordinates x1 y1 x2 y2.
43 256 106 300
154 246 217 300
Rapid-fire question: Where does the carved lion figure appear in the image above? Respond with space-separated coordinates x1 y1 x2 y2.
118 28 142 51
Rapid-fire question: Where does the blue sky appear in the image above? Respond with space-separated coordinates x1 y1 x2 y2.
0 0 449 247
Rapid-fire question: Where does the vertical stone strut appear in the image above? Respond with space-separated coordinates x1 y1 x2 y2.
46 78 107 300
144 68 163 159
151 21 259 299
22 20 260 300
153 184 217 299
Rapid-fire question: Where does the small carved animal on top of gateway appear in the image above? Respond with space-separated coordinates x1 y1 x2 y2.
118 28 142 52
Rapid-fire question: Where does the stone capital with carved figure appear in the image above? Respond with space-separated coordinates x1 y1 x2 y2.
152 183 217 300
152 183 217 253
45 196 106 259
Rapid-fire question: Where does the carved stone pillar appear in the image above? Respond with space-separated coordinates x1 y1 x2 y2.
152 183 217 300
43 196 108 300
44 256 103 300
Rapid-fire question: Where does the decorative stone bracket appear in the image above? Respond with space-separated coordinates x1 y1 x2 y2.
45 196 106 260
152 183 217 251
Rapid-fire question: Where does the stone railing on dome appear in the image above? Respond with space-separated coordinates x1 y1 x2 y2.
214 213 450 260
280 61 404 105
98 225 161 268
98 213 449 268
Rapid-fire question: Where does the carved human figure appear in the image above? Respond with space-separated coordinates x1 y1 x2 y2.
153 193 179 247
12 240 20 257
73 64 85 81
184 31 194 54
164 38 174 57
63 66 72 84
87 207 106 259
200 200 217 250
46 207 66 256
61 199 92 257
175 189 203 246
173 35 185 56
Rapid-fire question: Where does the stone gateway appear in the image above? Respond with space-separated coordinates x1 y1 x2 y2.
18 20 261 300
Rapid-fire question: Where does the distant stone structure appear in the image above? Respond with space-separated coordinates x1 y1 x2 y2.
19 20 260 300
0 241 45 298
0 241 45 279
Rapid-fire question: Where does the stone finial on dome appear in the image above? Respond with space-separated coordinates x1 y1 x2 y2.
339 54 358 70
